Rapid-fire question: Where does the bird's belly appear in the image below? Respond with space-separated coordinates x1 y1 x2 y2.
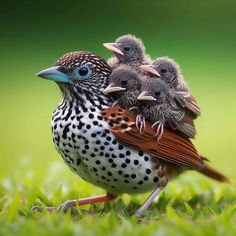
52 112 164 195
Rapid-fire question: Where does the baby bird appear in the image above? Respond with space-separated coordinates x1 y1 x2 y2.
103 34 151 72
103 65 142 109
137 78 196 139
141 57 201 118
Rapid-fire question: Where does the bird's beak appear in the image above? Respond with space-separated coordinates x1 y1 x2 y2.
103 43 124 56
137 91 156 101
103 83 126 94
36 66 70 83
140 65 160 77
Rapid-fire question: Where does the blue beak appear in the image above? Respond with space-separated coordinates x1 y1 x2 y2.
36 66 70 83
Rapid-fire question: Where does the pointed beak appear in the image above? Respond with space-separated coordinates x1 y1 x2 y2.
140 65 160 77
137 91 156 101
103 83 126 94
103 43 124 56
36 66 70 83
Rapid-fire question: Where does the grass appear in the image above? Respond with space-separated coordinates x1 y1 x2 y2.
0 171 236 236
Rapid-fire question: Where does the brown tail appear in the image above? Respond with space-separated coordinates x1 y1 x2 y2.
199 163 231 184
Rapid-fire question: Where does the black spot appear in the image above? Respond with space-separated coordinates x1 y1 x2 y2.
109 148 114 151
144 176 149 181
119 153 125 158
146 169 151 174
82 150 87 154
86 124 91 129
85 145 89 150
96 140 101 145
118 170 123 175
138 181 143 185
121 124 128 129
93 167 97 172
99 152 104 156
111 154 117 158
138 151 144 156
118 145 123 150
104 141 109 146
105 153 110 158
62 123 70 139
94 147 98 152
90 153 95 157
112 140 117 145
111 163 117 168
134 160 139 165
107 171 112 176
125 159 130 164
124 174 129 178
97 115 103 120
102 166 106 171
124 117 129 122
88 113 94 119
105 129 110 134
121 163 127 168
126 151 131 156
91 133 96 138
153 176 159 182
100 146 105 151
76 159 81 165
93 121 98 125
131 174 136 179
144 156 149 161
95 160 101 165
113 178 118 182
108 158 113 163
106 136 112 141
124 179 129 183
90 107 96 112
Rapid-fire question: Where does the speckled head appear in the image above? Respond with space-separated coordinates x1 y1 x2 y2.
36 51 112 97
103 34 146 63
152 57 183 87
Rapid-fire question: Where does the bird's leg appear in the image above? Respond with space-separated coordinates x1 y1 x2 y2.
135 187 162 218
135 114 146 134
31 192 117 213
152 121 164 141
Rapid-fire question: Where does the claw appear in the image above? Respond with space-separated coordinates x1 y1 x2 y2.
152 121 164 141
135 114 146 134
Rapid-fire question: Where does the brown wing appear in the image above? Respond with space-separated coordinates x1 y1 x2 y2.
101 105 204 169
175 92 201 118
101 105 231 183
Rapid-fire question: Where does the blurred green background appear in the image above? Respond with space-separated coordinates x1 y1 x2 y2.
0 0 235 188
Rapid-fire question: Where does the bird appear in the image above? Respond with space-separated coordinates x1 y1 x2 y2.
137 78 196 139
103 34 151 72
103 64 142 108
140 57 201 118
34 51 230 217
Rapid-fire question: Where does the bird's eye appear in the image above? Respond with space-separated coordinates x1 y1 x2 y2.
78 67 89 76
74 65 92 80
155 91 161 97
121 80 128 86
123 47 130 52
160 68 167 74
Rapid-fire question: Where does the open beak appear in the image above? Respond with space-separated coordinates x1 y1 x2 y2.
36 66 70 83
103 43 124 56
103 83 126 94
140 65 160 77
137 91 156 101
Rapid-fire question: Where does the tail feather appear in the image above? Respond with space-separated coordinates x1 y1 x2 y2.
199 163 231 184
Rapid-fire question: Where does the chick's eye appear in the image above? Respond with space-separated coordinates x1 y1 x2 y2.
78 67 89 76
155 91 161 97
121 80 128 86
123 46 130 52
160 68 167 74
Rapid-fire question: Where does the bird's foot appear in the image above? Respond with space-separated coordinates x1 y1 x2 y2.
135 114 146 134
152 121 164 141
31 193 117 214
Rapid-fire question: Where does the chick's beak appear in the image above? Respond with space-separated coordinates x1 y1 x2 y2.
103 43 124 56
137 91 156 101
140 65 160 77
36 66 70 83
103 83 126 94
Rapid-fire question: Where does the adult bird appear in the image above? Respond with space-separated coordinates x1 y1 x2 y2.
141 57 201 118
35 51 230 217
103 34 151 72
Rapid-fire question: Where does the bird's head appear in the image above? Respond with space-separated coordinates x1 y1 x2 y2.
103 65 141 95
36 51 111 99
153 57 181 87
103 34 145 63
137 79 169 104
